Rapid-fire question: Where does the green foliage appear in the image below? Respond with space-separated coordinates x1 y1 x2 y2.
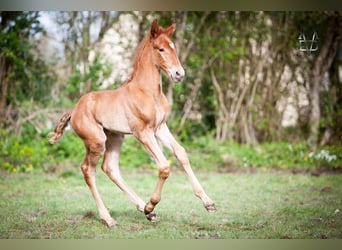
1 125 341 174
175 119 210 142
0 12 55 106
0 126 84 173
0 129 43 173
1 11 341 175
182 136 342 172
120 136 155 170
67 53 112 99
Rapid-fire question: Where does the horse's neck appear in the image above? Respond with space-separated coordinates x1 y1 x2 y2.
129 49 163 96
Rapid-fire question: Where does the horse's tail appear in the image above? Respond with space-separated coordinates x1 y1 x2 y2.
49 111 72 144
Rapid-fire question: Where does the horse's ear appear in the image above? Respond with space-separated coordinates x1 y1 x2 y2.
150 19 160 39
164 21 176 37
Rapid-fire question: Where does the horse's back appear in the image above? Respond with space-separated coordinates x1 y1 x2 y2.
71 89 133 136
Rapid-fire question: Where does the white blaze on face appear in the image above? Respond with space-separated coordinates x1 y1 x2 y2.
169 42 175 50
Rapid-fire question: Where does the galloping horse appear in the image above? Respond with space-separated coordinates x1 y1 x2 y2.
49 19 216 228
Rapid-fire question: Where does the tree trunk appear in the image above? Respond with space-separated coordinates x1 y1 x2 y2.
308 14 342 147
0 57 11 127
308 74 321 147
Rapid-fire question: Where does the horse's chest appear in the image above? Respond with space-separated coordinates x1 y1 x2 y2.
131 94 170 129
154 105 168 126
151 95 169 125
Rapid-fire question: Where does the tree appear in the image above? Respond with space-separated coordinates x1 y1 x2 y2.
35 11 342 146
0 11 55 131
306 12 342 147
53 11 119 99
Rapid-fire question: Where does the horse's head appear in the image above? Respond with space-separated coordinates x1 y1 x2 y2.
150 19 185 83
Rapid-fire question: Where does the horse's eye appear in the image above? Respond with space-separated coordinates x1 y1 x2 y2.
158 48 165 52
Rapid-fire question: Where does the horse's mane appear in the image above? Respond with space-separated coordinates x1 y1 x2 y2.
125 32 152 83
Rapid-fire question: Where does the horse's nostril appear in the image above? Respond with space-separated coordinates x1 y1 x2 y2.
172 68 184 82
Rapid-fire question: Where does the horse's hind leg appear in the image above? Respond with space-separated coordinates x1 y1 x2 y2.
101 132 146 212
80 130 118 228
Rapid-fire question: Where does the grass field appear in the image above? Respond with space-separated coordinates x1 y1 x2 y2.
0 169 341 239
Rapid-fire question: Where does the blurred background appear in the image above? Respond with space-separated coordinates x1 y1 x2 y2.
1 11 341 173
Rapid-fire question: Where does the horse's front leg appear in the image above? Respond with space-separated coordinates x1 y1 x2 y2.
156 123 216 213
134 129 171 222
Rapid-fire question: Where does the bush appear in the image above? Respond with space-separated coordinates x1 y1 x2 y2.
183 137 342 171
0 128 84 173
1 127 341 174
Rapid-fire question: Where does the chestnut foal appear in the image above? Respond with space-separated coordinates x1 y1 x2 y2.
49 19 216 228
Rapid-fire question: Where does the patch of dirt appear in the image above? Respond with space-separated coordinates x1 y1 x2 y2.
83 211 96 219
190 223 221 239
320 186 332 192
321 234 328 239
128 225 145 233
26 209 48 222
194 232 220 239
282 235 292 239
65 215 83 224
65 211 96 226
292 166 342 176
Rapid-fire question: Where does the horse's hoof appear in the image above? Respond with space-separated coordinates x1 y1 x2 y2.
205 203 217 213
145 212 159 222
103 219 119 228
108 222 119 228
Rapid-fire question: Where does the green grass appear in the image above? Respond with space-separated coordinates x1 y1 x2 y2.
0 169 341 239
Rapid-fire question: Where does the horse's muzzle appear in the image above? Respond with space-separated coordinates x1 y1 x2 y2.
170 67 185 83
